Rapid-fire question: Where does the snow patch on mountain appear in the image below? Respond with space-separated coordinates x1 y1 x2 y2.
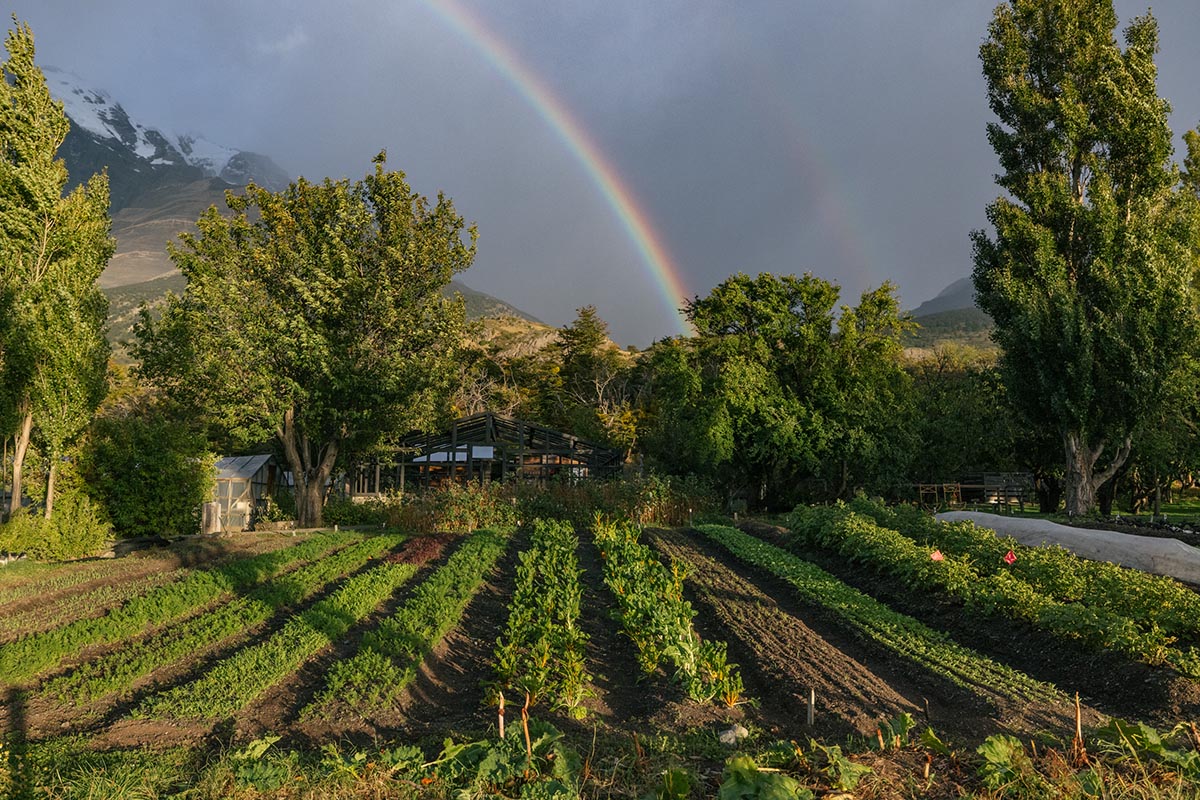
44 66 253 182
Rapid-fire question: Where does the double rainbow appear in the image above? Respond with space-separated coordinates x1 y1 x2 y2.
422 0 692 337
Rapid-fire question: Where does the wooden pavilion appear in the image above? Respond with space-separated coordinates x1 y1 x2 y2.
346 412 623 495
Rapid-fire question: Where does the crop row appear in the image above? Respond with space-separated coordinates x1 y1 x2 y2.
304 527 510 718
789 505 1200 676
44 534 401 706
494 519 590 715
0 559 121 608
696 524 1061 706
847 496 1200 645
138 534 418 719
595 517 743 706
0 530 364 685
0 566 189 644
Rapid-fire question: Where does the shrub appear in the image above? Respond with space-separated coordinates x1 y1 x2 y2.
370 475 719 534
0 491 111 561
322 495 388 527
80 406 214 538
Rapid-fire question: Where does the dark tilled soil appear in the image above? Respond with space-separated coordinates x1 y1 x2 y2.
652 529 925 736
649 529 1026 744
571 529 741 737
737 520 1200 728
246 535 458 745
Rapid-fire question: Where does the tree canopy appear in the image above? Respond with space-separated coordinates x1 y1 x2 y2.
639 272 912 507
972 0 1200 515
0 19 113 519
135 152 475 526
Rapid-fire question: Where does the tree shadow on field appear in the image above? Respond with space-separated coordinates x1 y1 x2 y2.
3 686 34 800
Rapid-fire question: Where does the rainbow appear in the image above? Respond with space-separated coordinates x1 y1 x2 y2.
420 0 692 336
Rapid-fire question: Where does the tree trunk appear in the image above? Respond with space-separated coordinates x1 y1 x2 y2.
1035 472 1063 513
1062 431 1132 517
1097 475 1115 516
44 460 57 520
9 409 33 519
275 406 341 529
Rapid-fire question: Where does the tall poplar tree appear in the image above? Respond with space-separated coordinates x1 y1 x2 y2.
0 19 113 519
972 0 1200 515
135 153 474 527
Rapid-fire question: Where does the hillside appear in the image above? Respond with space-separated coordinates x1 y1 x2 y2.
104 274 544 364
905 277 995 351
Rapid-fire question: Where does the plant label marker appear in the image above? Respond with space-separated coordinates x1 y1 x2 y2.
807 688 815 725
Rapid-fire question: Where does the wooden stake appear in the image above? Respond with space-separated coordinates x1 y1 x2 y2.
521 692 533 779
1070 692 1088 766
498 691 505 739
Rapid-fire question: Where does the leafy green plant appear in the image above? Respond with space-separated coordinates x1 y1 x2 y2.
138 545 420 719
642 767 693 800
697 524 1059 706
493 519 591 716
717 755 814 800
1092 719 1200 782
976 734 1046 796
44 533 389 704
0 529 360 684
850 496 1200 647
595 516 744 706
422 717 581 799
809 741 871 792
304 527 510 716
2 566 186 643
230 735 295 792
793 501 1200 675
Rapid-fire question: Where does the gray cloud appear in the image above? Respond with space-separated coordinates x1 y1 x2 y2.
9 0 1200 344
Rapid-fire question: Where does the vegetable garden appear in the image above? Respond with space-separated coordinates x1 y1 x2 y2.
1 508 1199 799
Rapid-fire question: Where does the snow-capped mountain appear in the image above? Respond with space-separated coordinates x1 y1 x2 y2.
45 67 290 210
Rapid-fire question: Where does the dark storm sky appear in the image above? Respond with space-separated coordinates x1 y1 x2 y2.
10 1 1200 344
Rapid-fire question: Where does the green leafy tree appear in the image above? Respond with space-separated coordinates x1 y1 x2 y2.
972 0 1200 515
135 153 475 527
641 272 912 506
550 306 638 454
80 395 215 539
0 19 112 519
